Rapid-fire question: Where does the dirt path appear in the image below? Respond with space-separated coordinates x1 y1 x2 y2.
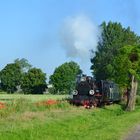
124 125 140 140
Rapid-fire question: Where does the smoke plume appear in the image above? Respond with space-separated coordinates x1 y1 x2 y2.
60 15 100 60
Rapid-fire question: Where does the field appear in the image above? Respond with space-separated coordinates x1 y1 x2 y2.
0 93 68 102
0 94 140 140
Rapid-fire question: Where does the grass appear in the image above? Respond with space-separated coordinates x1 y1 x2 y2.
0 94 140 140
0 93 68 102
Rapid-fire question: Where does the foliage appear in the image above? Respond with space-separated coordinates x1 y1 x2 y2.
137 81 140 95
113 45 140 111
91 21 140 81
14 58 32 73
0 63 22 93
136 95 140 106
21 68 47 94
47 86 56 94
50 61 82 94
113 45 140 87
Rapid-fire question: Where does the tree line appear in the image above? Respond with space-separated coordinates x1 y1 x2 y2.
0 58 81 94
0 58 47 94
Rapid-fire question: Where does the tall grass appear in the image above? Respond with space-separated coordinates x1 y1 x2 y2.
0 93 67 102
0 97 71 118
0 94 140 140
0 102 140 140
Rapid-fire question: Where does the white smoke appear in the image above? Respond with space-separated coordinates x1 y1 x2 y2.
60 15 100 60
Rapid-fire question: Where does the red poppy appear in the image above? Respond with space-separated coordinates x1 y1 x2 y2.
0 102 5 109
36 99 58 107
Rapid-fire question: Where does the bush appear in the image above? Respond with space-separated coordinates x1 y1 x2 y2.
47 87 57 95
136 95 140 106
0 91 7 94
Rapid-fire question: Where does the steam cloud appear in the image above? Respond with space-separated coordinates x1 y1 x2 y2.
60 15 100 60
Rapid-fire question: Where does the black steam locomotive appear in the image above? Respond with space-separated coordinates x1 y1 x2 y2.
71 75 120 107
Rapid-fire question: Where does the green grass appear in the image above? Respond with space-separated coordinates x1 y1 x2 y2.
0 94 140 140
0 93 67 102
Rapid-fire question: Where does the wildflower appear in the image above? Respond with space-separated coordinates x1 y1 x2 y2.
36 99 58 107
0 102 5 109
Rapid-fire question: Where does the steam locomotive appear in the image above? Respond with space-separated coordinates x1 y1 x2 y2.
71 75 120 108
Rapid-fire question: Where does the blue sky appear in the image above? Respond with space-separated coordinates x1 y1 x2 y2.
0 0 140 78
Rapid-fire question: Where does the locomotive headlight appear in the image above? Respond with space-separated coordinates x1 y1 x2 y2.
72 90 78 95
89 90 94 95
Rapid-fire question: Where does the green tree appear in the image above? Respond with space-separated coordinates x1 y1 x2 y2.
14 58 32 72
21 68 47 94
0 63 22 93
91 21 140 80
114 45 140 111
50 61 82 94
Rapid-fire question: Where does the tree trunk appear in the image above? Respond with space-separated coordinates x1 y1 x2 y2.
126 75 138 111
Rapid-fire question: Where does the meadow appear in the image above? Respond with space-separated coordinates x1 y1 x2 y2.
0 93 68 102
0 94 140 140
